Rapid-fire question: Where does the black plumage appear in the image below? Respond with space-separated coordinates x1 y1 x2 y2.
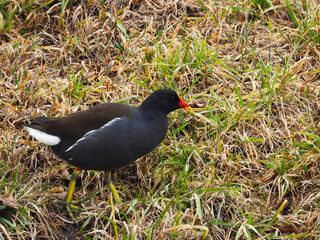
25 89 191 207
25 89 190 171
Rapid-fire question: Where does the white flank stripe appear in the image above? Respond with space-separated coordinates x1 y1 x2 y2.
65 117 122 152
25 126 61 146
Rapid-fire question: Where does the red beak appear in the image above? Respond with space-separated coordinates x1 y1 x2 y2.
177 93 192 110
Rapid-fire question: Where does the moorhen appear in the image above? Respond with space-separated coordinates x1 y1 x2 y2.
25 89 191 206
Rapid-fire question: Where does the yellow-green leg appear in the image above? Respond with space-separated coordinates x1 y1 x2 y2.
66 168 82 204
105 170 122 203
66 168 81 223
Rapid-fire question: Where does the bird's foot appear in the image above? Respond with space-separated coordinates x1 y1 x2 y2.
66 203 80 225
68 191 100 205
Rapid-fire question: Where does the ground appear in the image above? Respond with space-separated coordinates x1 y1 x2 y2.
0 0 320 239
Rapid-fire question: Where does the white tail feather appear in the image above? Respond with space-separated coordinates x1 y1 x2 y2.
25 126 61 146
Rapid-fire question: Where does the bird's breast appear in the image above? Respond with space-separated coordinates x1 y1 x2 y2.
129 115 168 159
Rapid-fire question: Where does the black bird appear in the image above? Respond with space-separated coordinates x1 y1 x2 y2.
25 89 191 205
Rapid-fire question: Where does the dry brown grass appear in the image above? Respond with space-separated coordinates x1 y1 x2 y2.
1 0 320 239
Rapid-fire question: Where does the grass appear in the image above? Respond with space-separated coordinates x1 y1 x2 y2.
0 0 320 239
